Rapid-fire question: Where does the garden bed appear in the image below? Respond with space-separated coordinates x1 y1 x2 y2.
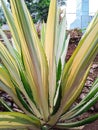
0 29 98 129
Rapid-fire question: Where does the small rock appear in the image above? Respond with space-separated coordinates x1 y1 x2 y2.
80 93 85 100
89 106 94 111
6 101 12 107
90 68 94 74
87 77 93 81
13 103 18 108
92 64 98 69
13 108 23 113
82 87 89 93
85 80 93 87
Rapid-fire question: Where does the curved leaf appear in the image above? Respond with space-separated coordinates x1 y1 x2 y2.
0 112 41 129
61 78 98 120
56 114 98 129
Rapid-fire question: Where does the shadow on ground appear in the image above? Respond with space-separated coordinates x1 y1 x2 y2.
83 120 98 130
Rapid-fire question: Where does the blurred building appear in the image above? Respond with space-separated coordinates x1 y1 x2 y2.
70 0 92 30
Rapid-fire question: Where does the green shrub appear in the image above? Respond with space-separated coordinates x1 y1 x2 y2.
0 0 98 129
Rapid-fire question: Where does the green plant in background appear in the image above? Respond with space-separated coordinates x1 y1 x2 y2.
0 0 10 26
25 0 67 23
0 4 5 26
25 0 50 23
0 0 98 130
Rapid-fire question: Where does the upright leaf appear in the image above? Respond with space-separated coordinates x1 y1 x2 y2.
44 0 57 113
9 0 49 120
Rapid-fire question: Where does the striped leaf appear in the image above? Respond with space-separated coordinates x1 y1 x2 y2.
0 0 98 129
0 112 41 130
44 0 57 113
56 114 98 129
1 0 21 54
41 22 46 46
61 78 98 120
56 8 67 66
1 0 58 122
48 10 98 125
61 20 98 113
10 0 49 120
0 81 32 115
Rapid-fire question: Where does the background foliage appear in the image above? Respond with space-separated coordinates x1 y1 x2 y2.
1 0 50 24
0 3 6 26
25 0 50 23
2 0 67 24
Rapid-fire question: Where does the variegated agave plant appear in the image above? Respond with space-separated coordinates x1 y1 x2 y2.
0 0 98 130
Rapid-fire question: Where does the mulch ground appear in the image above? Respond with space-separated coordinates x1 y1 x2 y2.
83 120 98 130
